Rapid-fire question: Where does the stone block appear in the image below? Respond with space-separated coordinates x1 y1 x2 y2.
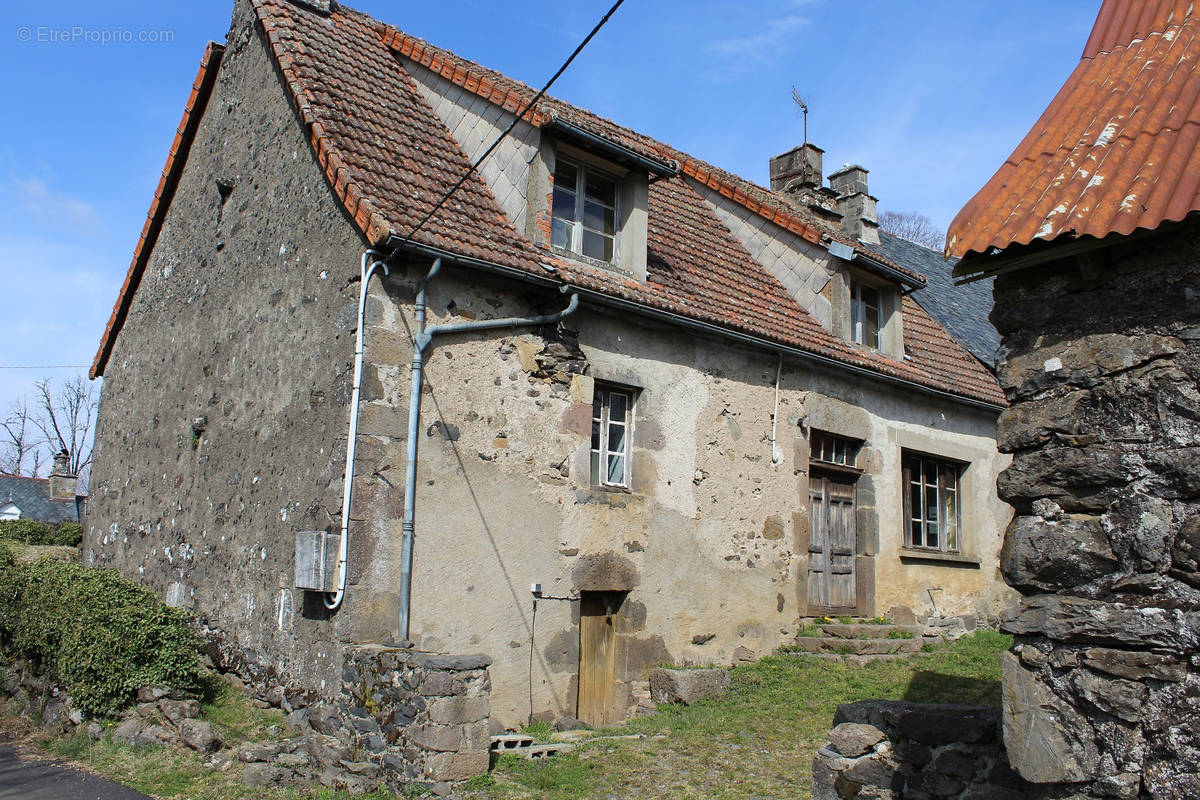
1001 515 1117 593
828 722 885 757
407 724 462 752
648 668 731 706
1001 595 1200 652
1001 651 1100 783
427 696 489 725
179 719 220 752
419 672 466 697
424 751 489 781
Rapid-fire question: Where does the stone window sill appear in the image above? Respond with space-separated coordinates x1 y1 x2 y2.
899 548 981 567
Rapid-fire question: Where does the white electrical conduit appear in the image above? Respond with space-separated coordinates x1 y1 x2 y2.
325 250 390 611
770 353 783 465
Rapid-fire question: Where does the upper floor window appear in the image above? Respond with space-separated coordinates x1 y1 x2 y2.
552 158 617 263
850 279 880 349
591 385 633 488
902 452 961 553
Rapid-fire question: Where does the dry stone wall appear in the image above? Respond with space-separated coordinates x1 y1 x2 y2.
990 221 1200 799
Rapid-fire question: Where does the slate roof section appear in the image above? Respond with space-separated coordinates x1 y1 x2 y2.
867 233 1000 368
0 474 81 525
947 0 1200 262
92 0 1005 408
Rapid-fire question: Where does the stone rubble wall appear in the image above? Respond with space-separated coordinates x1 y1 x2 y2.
1 643 493 797
990 225 1200 800
812 700 1049 800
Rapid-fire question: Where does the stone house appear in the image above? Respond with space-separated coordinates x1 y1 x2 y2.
86 0 1011 729
947 1 1200 796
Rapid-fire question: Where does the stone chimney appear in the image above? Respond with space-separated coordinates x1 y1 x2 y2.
769 143 824 193
48 449 77 501
828 164 880 245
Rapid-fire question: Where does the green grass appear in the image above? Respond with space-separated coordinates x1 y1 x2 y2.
886 629 915 639
795 624 823 638
202 679 287 744
464 630 1011 800
857 617 888 625
520 719 554 744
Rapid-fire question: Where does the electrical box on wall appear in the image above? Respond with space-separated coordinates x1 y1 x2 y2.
294 530 340 592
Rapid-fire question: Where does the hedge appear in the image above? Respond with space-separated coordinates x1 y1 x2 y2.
0 544 204 716
0 519 83 547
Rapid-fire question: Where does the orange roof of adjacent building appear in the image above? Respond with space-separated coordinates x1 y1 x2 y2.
947 0 1200 261
92 0 1005 407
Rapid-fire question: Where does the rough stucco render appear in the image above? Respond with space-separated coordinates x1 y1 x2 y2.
360 261 1013 726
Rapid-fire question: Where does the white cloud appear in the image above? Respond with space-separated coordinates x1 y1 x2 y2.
14 177 101 235
707 14 810 62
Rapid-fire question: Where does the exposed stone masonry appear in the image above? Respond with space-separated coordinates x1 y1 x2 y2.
990 222 1200 799
812 700 1043 799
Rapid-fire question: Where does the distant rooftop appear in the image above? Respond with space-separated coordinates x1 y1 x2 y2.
0 473 82 525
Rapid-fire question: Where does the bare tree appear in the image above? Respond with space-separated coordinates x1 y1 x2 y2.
0 398 43 477
0 376 98 488
33 376 98 485
879 210 946 251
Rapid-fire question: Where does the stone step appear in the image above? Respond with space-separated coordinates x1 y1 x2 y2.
788 637 923 655
814 623 925 639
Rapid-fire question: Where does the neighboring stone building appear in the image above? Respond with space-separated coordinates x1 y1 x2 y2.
86 0 1012 736
947 1 1200 797
0 451 85 524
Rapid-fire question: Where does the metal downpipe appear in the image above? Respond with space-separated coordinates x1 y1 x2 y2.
325 249 390 611
398 269 578 641
399 257 442 640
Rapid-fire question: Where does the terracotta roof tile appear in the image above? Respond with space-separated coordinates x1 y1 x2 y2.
93 1 1004 408
948 0 1200 262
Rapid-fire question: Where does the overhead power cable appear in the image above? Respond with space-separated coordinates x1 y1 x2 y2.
398 0 627 246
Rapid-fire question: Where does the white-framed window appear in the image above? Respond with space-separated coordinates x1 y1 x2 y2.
551 157 618 263
850 279 880 349
590 385 632 488
902 452 961 553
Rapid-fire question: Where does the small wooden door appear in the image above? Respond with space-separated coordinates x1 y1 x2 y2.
578 593 618 726
808 476 857 612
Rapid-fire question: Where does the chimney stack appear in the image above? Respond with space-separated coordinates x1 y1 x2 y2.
48 449 77 501
769 143 824 193
828 164 879 244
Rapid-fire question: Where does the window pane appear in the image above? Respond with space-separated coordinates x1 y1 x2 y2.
551 217 572 249
590 451 600 483
584 172 616 205
583 200 615 235
864 303 879 348
927 523 938 548
861 285 879 310
608 391 627 422
554 160 578 190
582 230 614 261
552 186 577 222
607 453 624 485
591 419 600 452
607 422 626 456
910 520 922 548
925 485 938 521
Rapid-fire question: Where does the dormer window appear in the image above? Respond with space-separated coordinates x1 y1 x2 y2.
850 279 880 349
552 158 617 263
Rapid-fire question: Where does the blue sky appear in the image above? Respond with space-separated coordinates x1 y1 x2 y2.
0 0 1100 466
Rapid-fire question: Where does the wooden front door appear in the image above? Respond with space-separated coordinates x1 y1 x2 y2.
808 476 857 612
578 592 619 726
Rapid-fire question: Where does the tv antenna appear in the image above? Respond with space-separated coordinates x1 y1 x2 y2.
791 86 808 145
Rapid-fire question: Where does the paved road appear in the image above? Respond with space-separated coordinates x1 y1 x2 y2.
0 746 151 800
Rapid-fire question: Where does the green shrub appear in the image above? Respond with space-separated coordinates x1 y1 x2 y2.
0 519 54 545
0 557 203 716
50 523 83 547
